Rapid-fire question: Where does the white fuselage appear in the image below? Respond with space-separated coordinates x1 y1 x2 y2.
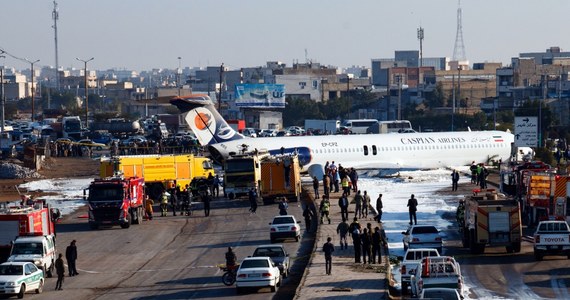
209 130 514 173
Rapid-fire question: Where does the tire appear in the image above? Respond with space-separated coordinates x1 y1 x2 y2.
35 279 43 294
295 235 300 242
222 272 236 286
17 284 25 299
46 262 54 278
120 215 131 229
513 242 521 253
270 284 277 292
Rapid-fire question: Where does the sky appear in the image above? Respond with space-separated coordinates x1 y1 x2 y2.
1 0 570 72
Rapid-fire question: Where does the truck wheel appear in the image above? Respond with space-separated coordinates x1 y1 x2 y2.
121 216 131 229
513 242 521 253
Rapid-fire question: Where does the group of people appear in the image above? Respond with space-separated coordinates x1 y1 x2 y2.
317 161 360 198
332 218 385 267
54 240 79 291
469 161 490 189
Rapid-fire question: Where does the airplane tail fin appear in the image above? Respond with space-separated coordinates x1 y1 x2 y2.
170 94 243 145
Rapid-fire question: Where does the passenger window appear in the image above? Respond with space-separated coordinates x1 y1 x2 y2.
372 145 377 155
363 146 369 156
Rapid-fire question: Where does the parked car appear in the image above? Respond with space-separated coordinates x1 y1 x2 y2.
252 245 290 277
242 128 257 138
77 139 107 150
269 215 301 243
0 262 44 298
402 225 443 253
258 129 277 137
275 130 290 137
235 256 281 294
420 287 462 300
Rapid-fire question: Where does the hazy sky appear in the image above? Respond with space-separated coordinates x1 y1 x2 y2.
1 0 569 71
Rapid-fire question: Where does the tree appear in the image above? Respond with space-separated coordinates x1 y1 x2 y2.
424 82 445 109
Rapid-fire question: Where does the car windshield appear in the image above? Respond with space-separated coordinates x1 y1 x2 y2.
240 259 269 269
272 217 294 225
253 247 285 257
412 226 438 234
89 187 123 201
0 265 23 275
11 243 42 255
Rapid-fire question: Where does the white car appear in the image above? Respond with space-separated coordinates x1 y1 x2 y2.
269 215 301 243
402 225 443 254
0 262 44 298
236 256 281 294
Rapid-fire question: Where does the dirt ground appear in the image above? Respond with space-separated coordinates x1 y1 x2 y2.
0 157 100 203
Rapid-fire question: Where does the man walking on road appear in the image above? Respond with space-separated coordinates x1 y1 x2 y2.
375 194 383 223
322 237 334 275
312 176 320 199
407 194 418 225
354 190 363 219
66 240 78 276
248 188 258 214
336 218 349 249
55 253 64 290
362 191 370 218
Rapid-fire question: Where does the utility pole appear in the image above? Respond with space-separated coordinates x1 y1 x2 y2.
76 57 94 129
346 75 350 118
218 63 224 111
27 59 40 122
0 52 5 133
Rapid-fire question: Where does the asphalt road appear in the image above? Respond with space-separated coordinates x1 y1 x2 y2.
18 197 311 300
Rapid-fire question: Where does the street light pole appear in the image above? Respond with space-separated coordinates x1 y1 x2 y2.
27 59 40 122
1 52 5 133
76 57 94 129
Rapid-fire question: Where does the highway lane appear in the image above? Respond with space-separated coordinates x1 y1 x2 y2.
24 198 309 300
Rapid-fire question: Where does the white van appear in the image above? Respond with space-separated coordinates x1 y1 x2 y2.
8 235 56 278
342 119 378 134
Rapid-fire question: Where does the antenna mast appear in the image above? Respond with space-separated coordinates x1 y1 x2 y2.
417 27 424 67
52 1 60 90
452 0 466 61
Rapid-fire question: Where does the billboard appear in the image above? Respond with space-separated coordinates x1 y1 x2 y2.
235 84 286 108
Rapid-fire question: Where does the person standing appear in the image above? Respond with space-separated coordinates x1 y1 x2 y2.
338 192 349 221
55 253 65 290
407 194 418 225
65 240 78 276
212 175 221 198
322 174 330 197
470 161 478 184
362 191 370 218
170 186 179 216
312 176 320 199
451 170 460 191
361 228 371 264
303 208 314 232
160 190 169 217
354 190 363 219
349 168 359 192
145 195 154 220
341 176 350 195
349 218 362 263
322 237 335 275
202 190 211 217
375 194 383 223
278 197 289 216
248 188 258 214
320 196 331 224
336 217 349 250
371 227 382 264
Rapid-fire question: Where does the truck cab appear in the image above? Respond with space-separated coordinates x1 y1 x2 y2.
7 234 56 278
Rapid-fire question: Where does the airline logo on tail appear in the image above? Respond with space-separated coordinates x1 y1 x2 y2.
180 103 243 145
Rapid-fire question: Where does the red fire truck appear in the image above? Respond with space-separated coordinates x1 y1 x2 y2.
85 176 145 229
0 204 57 262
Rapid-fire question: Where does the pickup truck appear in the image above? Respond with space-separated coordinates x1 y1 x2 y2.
533 220 570 261
399 248 440 293
410 256 463 298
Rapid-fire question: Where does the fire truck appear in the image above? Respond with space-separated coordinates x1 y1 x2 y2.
499 161 551 197
85 176 145 229
525 173 570 224
260 154 302 203
0 204 56 262
457 189 522 254
223 152 268 200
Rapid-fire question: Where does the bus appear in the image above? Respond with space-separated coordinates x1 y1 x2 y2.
342 119 378 134
367 120 413 134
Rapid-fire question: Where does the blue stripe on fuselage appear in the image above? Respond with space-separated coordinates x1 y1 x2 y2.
268 147 312 166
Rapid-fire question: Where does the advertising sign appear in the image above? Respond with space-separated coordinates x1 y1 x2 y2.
235 84 286 108
514 116 538 147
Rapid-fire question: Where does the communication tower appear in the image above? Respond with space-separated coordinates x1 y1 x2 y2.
452 0 466 61
52 1 60 90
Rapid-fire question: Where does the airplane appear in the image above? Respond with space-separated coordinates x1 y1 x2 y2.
170 94 522 178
